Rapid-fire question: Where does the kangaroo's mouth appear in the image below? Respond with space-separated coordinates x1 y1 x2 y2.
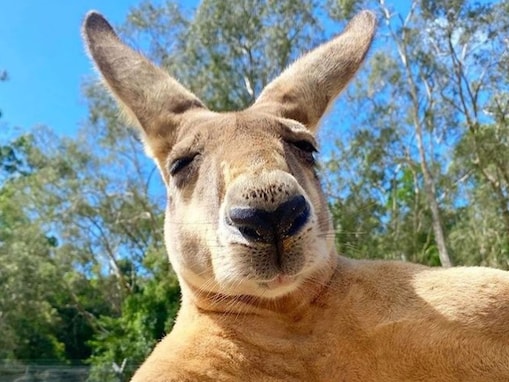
258 274 298 290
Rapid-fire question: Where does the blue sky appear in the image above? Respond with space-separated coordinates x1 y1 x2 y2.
0 1 414 139
0 1 197 137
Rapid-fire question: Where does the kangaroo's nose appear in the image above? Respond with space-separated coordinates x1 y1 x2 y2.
228 195 310 243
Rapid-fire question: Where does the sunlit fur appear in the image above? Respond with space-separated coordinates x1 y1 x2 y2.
84 10 509 382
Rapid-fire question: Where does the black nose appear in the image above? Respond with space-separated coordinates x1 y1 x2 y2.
228 195 310 243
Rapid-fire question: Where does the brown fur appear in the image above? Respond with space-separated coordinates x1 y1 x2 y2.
83 10 509 381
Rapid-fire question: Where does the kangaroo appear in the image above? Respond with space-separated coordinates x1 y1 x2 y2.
83 10 509 382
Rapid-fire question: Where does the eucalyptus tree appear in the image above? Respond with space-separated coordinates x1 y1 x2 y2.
325 0 509 268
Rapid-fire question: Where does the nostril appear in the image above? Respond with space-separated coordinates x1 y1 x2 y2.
275 195 310 238
285 204 310 237
238 226 264 242
228 207 274 243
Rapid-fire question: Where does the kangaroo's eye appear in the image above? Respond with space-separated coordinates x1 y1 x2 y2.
169 154 197 176
291 140 317 154
289 140 318 166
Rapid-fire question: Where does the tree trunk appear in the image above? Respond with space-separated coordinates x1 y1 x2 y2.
381 0 453 267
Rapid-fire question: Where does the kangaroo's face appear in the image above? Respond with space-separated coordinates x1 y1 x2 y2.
83 11 375 299
161 111 333 298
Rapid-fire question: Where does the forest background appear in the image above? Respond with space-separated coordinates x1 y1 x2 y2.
1 0 508 380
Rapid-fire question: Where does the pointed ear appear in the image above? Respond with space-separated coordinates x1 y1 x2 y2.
251 11 376 131
82 11 206 150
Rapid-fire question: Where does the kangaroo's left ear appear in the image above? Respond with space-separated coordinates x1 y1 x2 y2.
251 11 376 132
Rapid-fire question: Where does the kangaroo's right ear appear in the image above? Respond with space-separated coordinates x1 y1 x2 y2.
82 12 206 154
252 11 376 132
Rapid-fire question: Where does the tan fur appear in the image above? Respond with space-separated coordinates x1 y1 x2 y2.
83 10 509 381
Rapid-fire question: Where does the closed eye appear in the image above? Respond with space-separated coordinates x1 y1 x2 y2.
169 154 198 176
290 140 318 153
287 139 318 166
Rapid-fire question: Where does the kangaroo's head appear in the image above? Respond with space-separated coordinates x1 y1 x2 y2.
83 11 375 302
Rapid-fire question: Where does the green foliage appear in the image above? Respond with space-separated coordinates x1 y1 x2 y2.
87 255 180 381
0 134 71 363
